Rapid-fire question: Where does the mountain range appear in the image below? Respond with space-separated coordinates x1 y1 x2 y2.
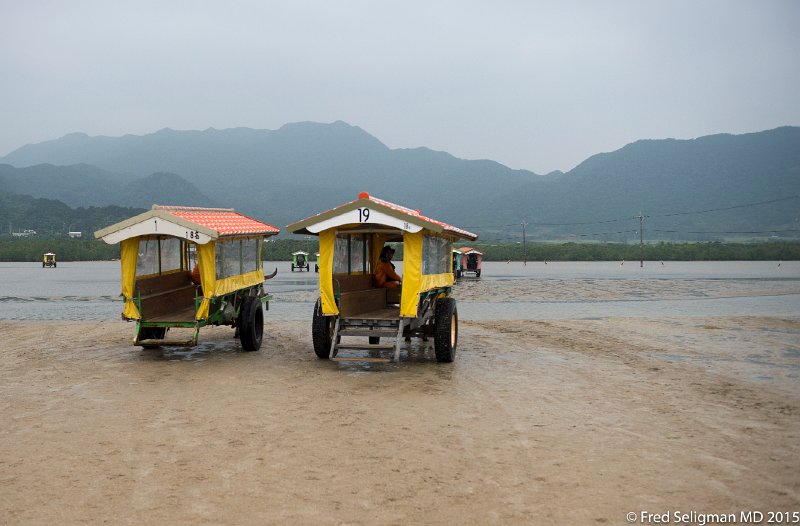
2 122 799 241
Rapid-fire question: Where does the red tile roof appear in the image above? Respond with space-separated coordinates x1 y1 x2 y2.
154 205 280 236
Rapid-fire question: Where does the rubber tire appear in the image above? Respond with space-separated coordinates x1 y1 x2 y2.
433 298 458 363
139 326 166 348
239 297 264 352
312 299 335 359
476 269 481 278
455 269 461 279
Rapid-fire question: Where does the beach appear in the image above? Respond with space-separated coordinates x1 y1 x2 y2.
1 310 798 524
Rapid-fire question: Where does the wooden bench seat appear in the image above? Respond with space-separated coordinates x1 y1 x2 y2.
135 271 199 321
333 272 400 318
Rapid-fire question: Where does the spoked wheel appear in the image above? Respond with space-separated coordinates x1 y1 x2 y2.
433 298 458 363
239 297 264 352
312 299 336 359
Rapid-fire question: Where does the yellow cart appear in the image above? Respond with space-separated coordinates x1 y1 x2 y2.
288 192 478 363
95 205 279 350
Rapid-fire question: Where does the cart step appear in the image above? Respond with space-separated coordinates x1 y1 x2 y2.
335 343 396 351
138 339 197 347
329 318 407 362
332 356 392 363
337 329 398 337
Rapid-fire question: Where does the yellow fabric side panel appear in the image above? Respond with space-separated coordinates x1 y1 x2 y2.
319 229 338 316
214 269 265 297
196 241 216 320
370 233 385 272
400 231 423 317
420 272 454 291
120 238 140 319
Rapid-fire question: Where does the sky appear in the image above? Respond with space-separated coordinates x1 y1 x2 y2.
1 0 798 174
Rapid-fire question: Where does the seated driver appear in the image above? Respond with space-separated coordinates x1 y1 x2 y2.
374 246 401 288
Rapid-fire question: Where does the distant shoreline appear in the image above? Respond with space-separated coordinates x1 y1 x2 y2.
1 238 799 263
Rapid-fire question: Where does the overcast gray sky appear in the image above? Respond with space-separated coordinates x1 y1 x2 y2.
1 0 798 174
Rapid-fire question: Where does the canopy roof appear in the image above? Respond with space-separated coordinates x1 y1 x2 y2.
287 192 478 241
95 205 280 244
458 247 484 255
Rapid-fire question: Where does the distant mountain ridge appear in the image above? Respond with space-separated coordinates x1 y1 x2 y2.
2 122 798 241
0 164 213 209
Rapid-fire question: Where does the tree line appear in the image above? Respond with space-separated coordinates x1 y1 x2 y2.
2 238 798 263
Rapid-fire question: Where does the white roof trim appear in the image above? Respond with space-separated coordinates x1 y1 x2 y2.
98 215 216 245
305 207 423 234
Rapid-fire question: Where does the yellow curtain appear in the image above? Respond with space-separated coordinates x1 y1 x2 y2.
420 273 454 291
214 270 265 297
195 241 216 320
319 229 338 315
120 238 140 319
400 231 422 317
370 233 385 272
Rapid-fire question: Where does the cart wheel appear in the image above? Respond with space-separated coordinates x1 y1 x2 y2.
138 326 166 348
315 264 319 273
306 264 309 271
239 297 264 352
455 269 461 279
476 269 480 278
312 299 335 359
433 298 458 363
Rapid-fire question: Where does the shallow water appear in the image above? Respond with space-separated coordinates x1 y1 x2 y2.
1 260 798 321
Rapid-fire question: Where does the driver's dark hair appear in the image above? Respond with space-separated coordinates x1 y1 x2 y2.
380 246 395 261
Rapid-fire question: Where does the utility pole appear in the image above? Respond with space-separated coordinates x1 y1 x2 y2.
521 221 528 266
635 212 648 267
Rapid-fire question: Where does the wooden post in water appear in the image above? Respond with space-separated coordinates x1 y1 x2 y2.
521 221 528 266
636 212 648 268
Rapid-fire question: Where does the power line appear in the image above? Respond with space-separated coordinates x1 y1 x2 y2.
464 195 800 232
649 195 800 218
652 228 800 235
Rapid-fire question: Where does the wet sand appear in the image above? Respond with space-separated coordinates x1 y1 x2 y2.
1 312 798 525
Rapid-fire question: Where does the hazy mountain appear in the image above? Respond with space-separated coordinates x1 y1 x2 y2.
0 164 214 209
2 122 798 241
0 163 124 207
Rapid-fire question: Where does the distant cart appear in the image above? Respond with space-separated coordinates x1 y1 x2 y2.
95 205 279 350
291 251 310 272
452 248 462 279
288 192 478 363
42 252 56 268
458 247 483 278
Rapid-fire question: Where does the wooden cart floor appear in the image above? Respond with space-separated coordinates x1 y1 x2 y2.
143 306 197 323
343 307 400 321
